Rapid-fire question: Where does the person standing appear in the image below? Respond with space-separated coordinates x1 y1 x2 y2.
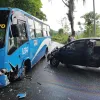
67 35 71 43
67 35 75 43
70 35 75 42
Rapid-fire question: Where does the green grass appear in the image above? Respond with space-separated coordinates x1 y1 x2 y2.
52 34 68 44
52 32 100 44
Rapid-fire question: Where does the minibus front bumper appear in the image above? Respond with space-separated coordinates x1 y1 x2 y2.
0 69 10 87
0 75 10 87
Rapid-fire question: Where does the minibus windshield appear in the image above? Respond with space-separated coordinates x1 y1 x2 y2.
0 10 10 48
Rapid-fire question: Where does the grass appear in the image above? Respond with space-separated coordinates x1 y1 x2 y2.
52 34 68 44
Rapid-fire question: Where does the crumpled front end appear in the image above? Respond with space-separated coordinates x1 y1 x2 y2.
47 47 59 61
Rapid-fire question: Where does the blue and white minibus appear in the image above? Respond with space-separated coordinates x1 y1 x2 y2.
0 8 51 87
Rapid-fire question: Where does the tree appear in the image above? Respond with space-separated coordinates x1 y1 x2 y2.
58 28 64 34
78 21 83 33
0 0 46 20
81 11 100 37
50 29 58 36
61 0 85 36
59 17 69 34
63 24 69 34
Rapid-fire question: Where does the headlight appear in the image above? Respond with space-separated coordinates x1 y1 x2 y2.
0 71 3 76
1 69 7 73
0 69 7 76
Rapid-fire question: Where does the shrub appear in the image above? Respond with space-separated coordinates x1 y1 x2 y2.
52 34 68 44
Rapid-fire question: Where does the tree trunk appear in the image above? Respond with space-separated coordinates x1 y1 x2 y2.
67 11 75 36
70 16 75 36
62 0 86 36
67 0 75 36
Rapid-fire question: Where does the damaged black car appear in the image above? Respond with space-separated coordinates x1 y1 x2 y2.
47 38 100 68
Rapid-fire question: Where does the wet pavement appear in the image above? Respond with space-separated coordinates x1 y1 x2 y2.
1 42 100 100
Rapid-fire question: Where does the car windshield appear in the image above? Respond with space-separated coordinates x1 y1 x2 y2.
0 10 9 48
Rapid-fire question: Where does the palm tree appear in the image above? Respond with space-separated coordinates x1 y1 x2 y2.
62 0 85 36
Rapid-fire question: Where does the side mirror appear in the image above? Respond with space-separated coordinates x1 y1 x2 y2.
11 24 19 37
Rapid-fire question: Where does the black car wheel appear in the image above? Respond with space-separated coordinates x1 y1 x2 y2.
50 58 59 67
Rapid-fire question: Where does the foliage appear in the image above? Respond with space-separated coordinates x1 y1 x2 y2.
75 33 84 39
82 11 100 37
58 28 64 34
52 34 68 44
0 0 46 20
49 29 58 36
50 28 69 44
63 24 69 34
59 17 69 34
82 11 100 25
62 0 85 36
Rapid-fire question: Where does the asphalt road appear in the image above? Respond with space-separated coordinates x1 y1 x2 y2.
1 42 100 100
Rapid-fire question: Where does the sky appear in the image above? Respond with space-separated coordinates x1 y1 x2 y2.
41 0 100 32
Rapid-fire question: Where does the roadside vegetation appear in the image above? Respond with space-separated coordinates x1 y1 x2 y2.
50 29 68 44
0 0 46 21
52 34 68 44
51 11 100 44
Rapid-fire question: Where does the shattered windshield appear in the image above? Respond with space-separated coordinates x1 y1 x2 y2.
0 10 9 48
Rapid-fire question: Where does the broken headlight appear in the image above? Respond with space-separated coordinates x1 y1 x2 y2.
0 69 7 76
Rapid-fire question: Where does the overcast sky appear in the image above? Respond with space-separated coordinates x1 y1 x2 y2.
41 0 100 31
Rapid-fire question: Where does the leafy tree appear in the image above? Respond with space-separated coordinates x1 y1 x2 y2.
63 24 69 34
78 21 83 33
58 28 64 34
50 29 58 36
81 11 100 37
81 11 100 25
0 0 46 20
59 17 69 34
62 0 85 36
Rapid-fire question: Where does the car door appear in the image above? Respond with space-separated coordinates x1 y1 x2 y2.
61 40 86 65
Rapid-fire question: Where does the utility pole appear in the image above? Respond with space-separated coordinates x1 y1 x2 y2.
93 0 96 36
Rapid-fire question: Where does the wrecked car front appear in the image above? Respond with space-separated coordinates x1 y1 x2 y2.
47 47 60 61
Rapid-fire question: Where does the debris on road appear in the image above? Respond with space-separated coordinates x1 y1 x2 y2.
25 75 32 80
9 89 13 92
37 82 41 85
39 90 41 93
68 97 72 100
1 91 4 94
16 92 26 99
